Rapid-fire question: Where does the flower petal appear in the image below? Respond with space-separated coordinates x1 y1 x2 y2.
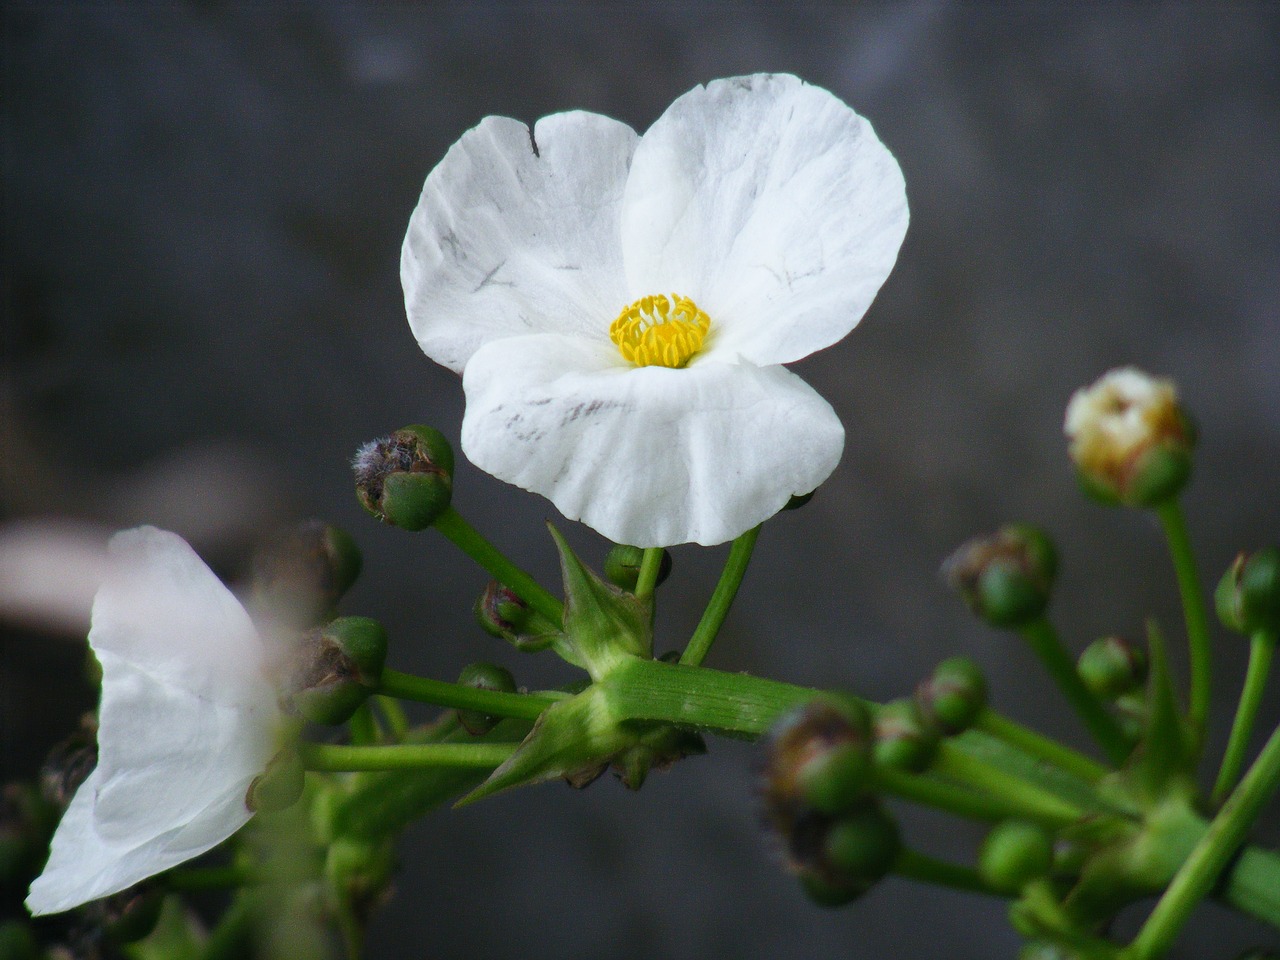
25 527 279 915
403 111 638 373
621 74 908 366
460 335 844 546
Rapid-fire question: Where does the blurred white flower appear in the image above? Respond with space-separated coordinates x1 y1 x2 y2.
403 73 908 546
26 527 283 915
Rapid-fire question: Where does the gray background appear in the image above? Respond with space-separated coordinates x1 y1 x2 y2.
4 3 1280 958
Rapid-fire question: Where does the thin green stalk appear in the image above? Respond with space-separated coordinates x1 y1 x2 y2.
1155 499 1211 743
634 546 665 603
378 668 559 720
1212 631 1276 804
934 741 1087 825
298 741 517 772
1021 617 1130 765
876 766 1079 829
681 524 761 666
977 708 1109 784
433 507 563 625
347 702 378 745
893 849 1007 897
373 695 409 741
1126 720 1280 957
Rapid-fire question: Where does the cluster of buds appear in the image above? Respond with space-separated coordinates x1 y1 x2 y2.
943 525 1057 630
1064 367 1195 508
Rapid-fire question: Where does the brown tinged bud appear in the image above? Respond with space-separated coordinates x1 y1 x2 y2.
873 698 940 773
1064 367 1195 508
475 581 556 653
251 520 362 628
1077 636 1148 700
763 695 873 820
456 662 517 735
916 657 988 735
352 425 454 531
943 525 1057 629
1216 548 1280 636
789 802 902 908
602 545 672 592
289 617 388 726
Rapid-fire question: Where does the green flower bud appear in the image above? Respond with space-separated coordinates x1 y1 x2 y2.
943 525 1057 628
763 695 873 821
456 662 517 735
602 545 672 592
873 698 940 773
289 617 388 726
1064 367 1195 508
246 747 305 813
822 804 902 883
1077 636 1148 699
251 520 362 628
1216 548 1280 635
475 581 557 653
352 425 454 531
916 657 988 735
796 861 868 908
978 820 1055 894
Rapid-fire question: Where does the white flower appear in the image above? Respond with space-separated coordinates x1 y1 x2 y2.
402 74 908 546
26 527 283 915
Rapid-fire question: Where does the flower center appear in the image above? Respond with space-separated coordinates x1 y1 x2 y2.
609 294 710 369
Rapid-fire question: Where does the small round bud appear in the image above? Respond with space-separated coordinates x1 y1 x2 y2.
822 804 902 883
251 520 362 628
763 695 873 820
1064 367 1195 508
943 525 1057 628
475 581 557 653
603 545 672 592
352 426 454 531
916 657 988 735
1077 636 1148 699
873 698 940 773
289 617 388 726
246 748 305 813
456 662 517 735
978 820 1055 894
1216 548 1280 635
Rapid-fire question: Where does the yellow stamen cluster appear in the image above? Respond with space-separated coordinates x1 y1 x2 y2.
609 294 710 369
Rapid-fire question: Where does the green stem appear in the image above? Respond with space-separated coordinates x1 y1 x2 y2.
875 766 1078 829
1126 720 1280 957
894 849 1006 896
1212 631 1276 804
433 507 564 626
373 695 409 741
299 741 517 772
347 702 379 745
1021 617 1130 765
378 668 560 720
681 525 761 666
634 547 665 603
933 742 1088 826
1155 499 1212 744
976 708 1110 784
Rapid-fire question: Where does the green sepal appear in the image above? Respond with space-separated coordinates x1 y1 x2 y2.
1125 619 1195 803
548 525 651 680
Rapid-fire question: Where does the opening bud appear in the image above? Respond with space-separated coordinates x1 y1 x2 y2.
916 657 988 735
475 581 557 653
1077 636 1148 699
289 616 388 726
873 698 940 773
603 545 672 592
352 425 454 531
1215 548 1280 635
246 747 305 813
943 525 1057 629
456 662 518 735
1064 367 1195 508
978 820 1055 894
763 695 873 823
251 520 362 629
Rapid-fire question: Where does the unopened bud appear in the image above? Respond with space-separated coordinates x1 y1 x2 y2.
475 581 556 653
1216 548 1280 636
1064 367 1195 508
602 545 672 592
943 525 1057 629
1077 636 1148 699
916 657 988 735
873 698 940 773
289 617 388 725
352 425 454 531
978 820 1054 894
456 662 517 735
822 804 902 883
246 747 305 813
251 520 362 628
763 695 873 826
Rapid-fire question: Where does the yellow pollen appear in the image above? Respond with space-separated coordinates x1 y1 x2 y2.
609 294 711 369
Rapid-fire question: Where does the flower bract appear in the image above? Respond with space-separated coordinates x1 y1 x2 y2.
26 527 283 915
403 73 908 546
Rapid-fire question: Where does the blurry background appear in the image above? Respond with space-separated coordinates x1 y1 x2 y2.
4 4 1279 958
